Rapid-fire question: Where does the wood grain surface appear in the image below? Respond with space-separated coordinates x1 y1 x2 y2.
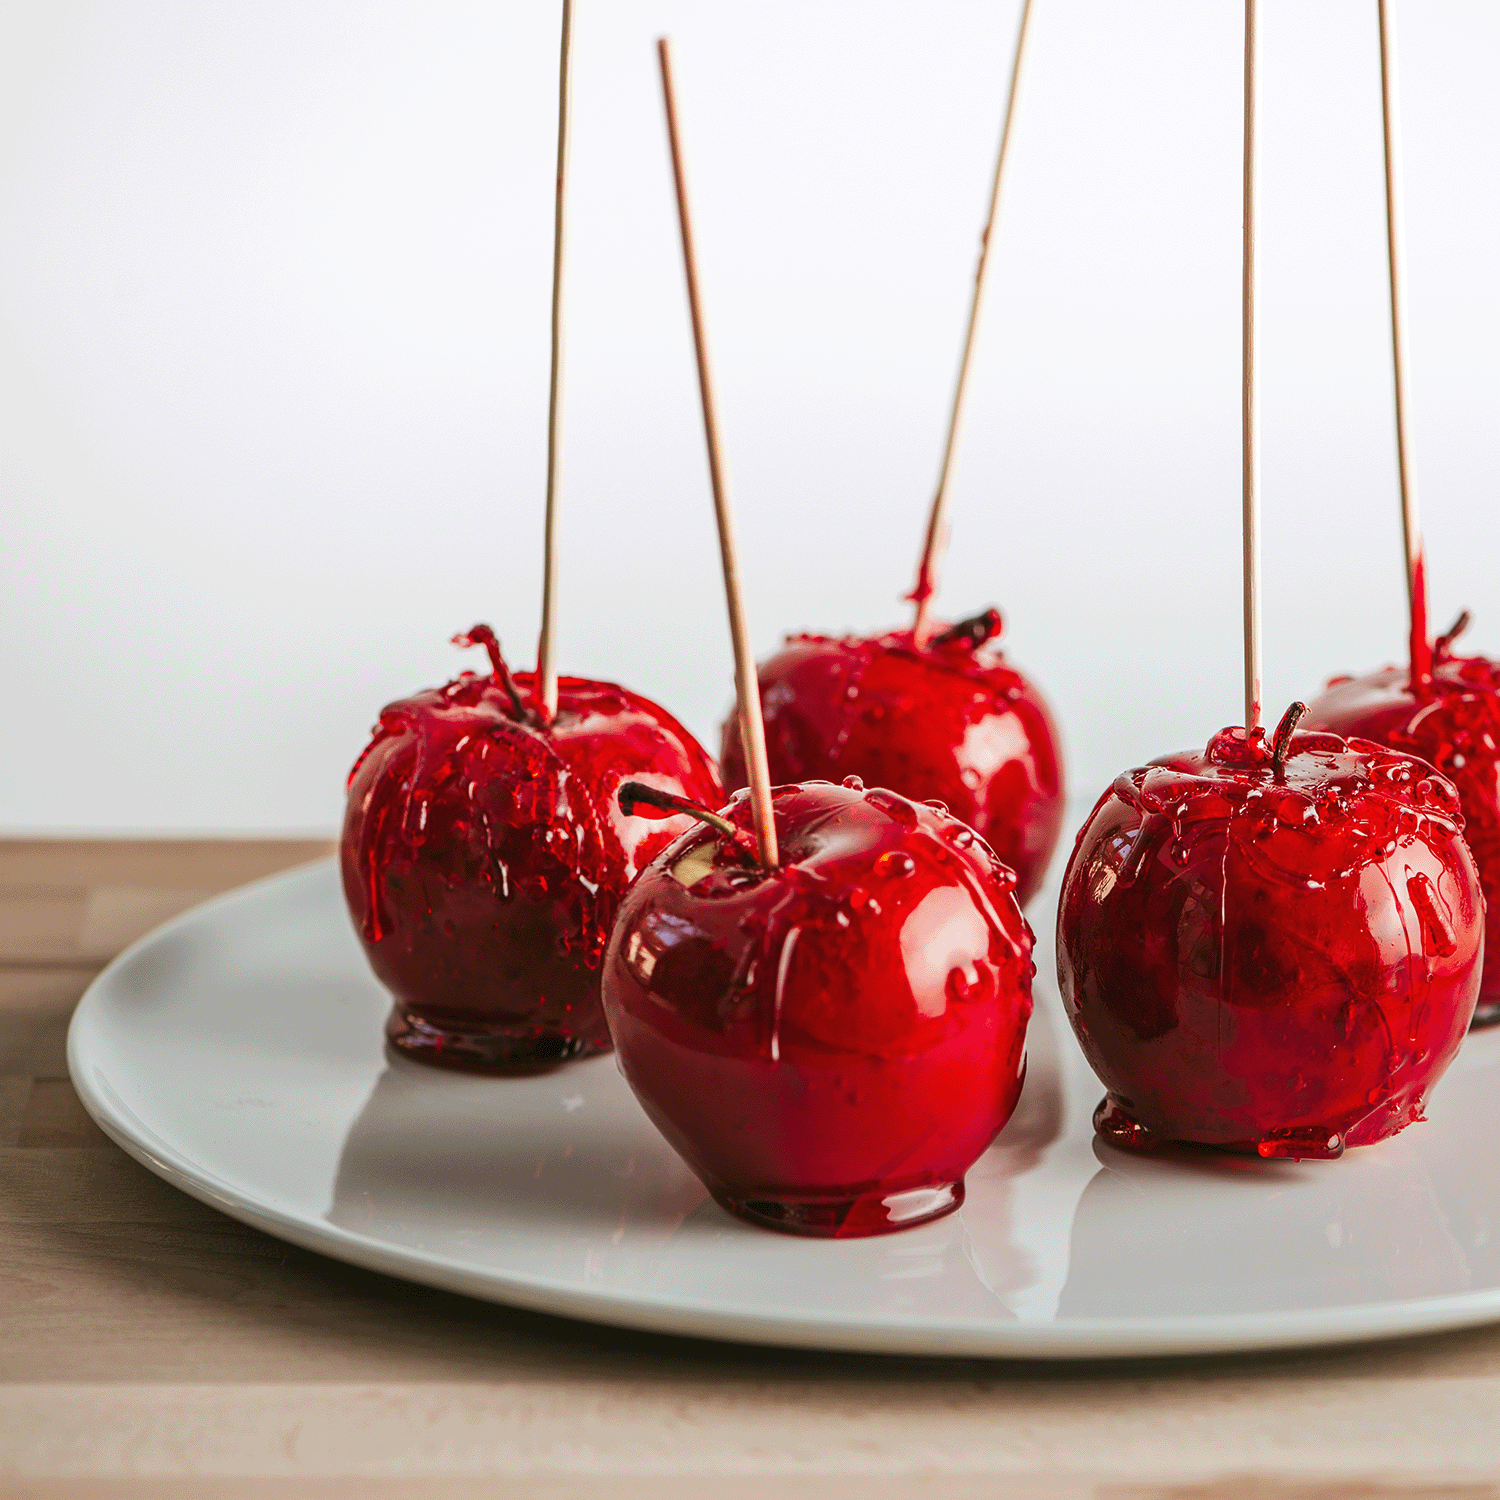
5 840 1500 1498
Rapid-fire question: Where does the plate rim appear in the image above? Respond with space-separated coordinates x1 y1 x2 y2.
64 858 1500 1361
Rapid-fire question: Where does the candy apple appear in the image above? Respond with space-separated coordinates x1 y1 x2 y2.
1057 704 1483 1159
1305 613 1500 1025
601 776 1034 1237
341 625 723 1070
719 609 1064 907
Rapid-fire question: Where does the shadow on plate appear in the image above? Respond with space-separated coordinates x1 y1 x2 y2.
322 998 1071 1323
326 1053 708 1262
1056 1126 1485 1320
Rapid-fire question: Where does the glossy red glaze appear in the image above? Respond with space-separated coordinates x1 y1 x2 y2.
718 612 1064 907
601 778 1034 1237
1305 644 1500 1025
341 635 723 1071
1057 723 1483 1158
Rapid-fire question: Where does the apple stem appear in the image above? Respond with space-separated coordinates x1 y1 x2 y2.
1270 700 1306 778
617 781 742 844
908 0 1034 648
452 625 533 726
1435 609 1471 660
934 607 1003 650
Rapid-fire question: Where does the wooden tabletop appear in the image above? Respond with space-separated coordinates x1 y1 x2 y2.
6 839 1500 1498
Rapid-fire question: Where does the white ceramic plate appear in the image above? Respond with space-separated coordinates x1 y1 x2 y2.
68 857 1500 1359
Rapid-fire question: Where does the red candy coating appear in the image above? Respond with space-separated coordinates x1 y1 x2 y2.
1057 721 1483 1158
719 612 1064 907
1305 639 1500 1025
601 778 1035 1237
341 634 723 1070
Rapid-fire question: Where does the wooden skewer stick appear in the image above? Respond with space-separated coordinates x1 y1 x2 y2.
657 37 778 867
909 0 1036 648
535 0 574 722
1377 0 1431 687
1241 0 1263 732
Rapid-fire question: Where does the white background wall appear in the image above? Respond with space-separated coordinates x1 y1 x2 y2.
2 0 1497 835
